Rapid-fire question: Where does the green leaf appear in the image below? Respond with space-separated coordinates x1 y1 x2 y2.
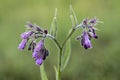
61 39 71 71
50 8 57 37
40 64 48 80
54 66 58 80
70 14 76 27
70 5 78 27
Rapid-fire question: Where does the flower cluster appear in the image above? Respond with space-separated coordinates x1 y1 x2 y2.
76 17 100 49
17 6 102 80
18 18 101 66
18 22 49 65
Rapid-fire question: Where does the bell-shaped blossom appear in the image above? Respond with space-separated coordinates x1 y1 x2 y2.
32 39 49 66
36 58 43 65
34 40 44 52
76 17 101 49
18 39 28 50
81 31 92 49
21 31 33 39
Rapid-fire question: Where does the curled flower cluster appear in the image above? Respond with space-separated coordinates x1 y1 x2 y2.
18 22 49 65
18 7 102 80
18 18 101 66
76 17 100 49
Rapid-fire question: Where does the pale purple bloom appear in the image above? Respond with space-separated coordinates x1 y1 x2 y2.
21 31 33 39
26 22 43 32
32 51 39 59
18 39 28 50
35 49 49 65
18 22 50 66
36 58 43 65
32 40 44 59
81 31 92 49
76 17 100 49
34 40 44 52
32 39 49 66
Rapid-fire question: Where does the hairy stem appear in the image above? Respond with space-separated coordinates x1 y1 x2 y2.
47 34 61 49
58 48 62 80
48 27 76 80
62 28 76 48
58 28 76 80
53 38 62 49
47 35 62 80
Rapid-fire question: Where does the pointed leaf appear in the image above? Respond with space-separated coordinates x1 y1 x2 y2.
70 5 78 26
40 64 48 80
70 14 76 27
61 39 71 71
54 66 58 80
50 8 57 37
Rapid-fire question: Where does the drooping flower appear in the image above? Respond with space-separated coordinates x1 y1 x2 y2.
76 17 100 49
26 22 43 33
36 58 43 65
35 48 49 65
21 31 33 39
81 31 92 49
18 22 50 66
34 39 44 52
32 39 49 65
18 39 28 50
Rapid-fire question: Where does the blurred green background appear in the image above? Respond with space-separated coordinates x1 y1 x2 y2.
0 0 120 80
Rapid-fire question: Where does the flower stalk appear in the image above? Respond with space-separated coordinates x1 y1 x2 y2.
18 6 101 80
62 28 76 48
58 48 62 80
49 28 76 80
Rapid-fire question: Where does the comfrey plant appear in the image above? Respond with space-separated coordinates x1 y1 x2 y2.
18 6 102 80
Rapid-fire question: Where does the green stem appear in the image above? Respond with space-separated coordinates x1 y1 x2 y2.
47 34 61 49
52 38 62 80
48 28 76 80
48 35 62 80
53 38 62 49
62 28 76 48
58 48 62 80
40 64 48 80
58 28 76 80
51 38 62 80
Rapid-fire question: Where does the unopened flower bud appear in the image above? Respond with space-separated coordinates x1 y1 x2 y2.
18 39 28 50
21 31 33 39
